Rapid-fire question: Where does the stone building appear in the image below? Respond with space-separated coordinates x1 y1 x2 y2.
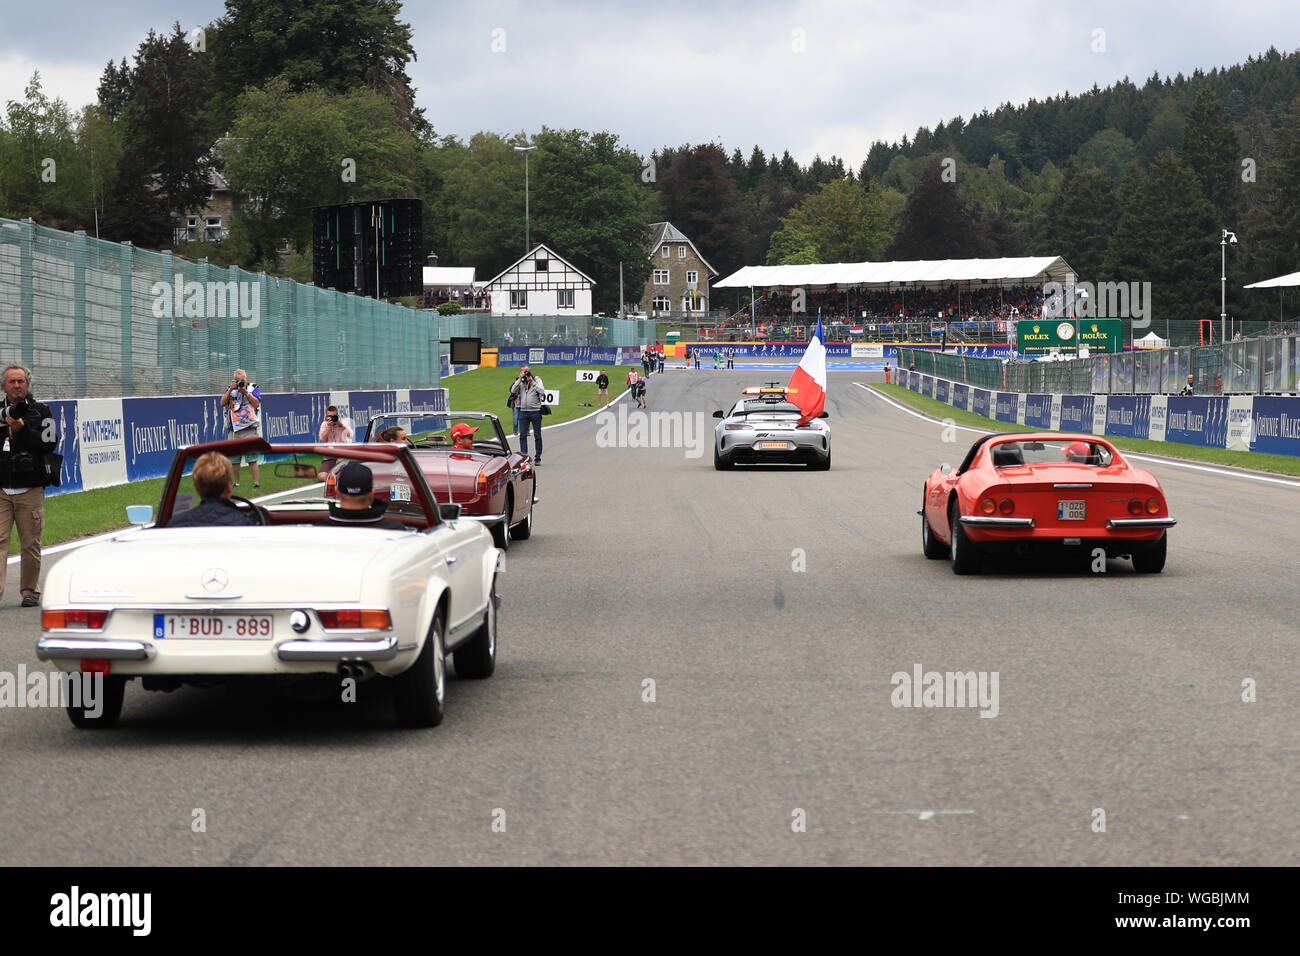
636 221 717 317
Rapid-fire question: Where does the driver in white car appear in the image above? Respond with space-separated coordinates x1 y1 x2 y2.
168 452 253 527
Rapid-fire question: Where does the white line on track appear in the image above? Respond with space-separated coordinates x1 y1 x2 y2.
857 382 1300 489
874 810 975 820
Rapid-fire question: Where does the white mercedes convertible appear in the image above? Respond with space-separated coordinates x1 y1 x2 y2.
36 437 500 729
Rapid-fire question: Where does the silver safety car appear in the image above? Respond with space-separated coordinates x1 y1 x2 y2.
712 386 830 470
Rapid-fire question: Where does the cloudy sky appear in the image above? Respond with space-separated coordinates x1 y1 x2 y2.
2 0 1296 165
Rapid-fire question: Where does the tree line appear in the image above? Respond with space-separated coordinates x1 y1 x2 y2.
2 0 1299 325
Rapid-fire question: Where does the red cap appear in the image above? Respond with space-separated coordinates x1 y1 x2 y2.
450 423 479 441
1063 440 1090 459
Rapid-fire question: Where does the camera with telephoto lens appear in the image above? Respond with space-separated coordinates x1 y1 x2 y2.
236 379 248 390
328 413 339 423
4 399 30 421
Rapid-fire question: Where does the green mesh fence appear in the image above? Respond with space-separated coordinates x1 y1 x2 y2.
0 217 440 398
432 312 651 350
899 339 1299 396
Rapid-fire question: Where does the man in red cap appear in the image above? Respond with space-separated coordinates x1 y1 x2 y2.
450 422 478 450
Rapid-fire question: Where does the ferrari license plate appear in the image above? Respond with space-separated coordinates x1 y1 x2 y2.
154 614 273 639
759 441 790 450
1057 500 1086 521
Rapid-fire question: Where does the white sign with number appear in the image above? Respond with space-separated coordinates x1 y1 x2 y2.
543 390 560 406
576 369 598 382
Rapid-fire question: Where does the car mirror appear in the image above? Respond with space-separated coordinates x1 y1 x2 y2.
126 505 154 526
939 463 953 476
819 411 829 419
712 410 724 418
438 503 461 521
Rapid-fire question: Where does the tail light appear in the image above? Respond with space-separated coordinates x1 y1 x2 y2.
724 424 747 431
979 498 997 515
1127 499 1143 515
317 609 392 629
81 659 111 675
1145 497 1161 515
42 609 109 630
476 470 489 497
998 498 1015 515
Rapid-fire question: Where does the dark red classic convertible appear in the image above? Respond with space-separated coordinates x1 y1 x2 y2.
920 432 1176 574
327 412 536 550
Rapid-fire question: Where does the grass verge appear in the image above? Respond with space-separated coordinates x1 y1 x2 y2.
871 384 1300 477
443 364 630 427
7 458 322 555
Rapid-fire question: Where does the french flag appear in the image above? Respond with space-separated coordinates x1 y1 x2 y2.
788 313 827 424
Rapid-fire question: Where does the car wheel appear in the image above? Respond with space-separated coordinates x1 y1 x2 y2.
1131 533 1167 573
922 496 946 559
455 575 498 678
492 491 511 551
714 445 732 470
510 488 533 540
66 674 126 729
949 500 980 574
393 611 446 727
810 449 831 470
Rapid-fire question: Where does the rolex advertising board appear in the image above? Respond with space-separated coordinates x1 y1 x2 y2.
1017 319 1122 354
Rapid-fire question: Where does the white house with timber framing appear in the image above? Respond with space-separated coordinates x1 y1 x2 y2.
484 243 595 316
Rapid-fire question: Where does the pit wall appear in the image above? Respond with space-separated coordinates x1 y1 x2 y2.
44 387 449 497
895 369 1300 458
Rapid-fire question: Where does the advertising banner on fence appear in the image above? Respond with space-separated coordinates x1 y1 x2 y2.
122 395 225 482
935 378 950 404
1058 395 1093 433
409 387 449 414
1092 395 1108 437
971 388 990 418
1165 396 1226 448
851 343 884 358
951 383 968 412
995 392 1017 424
1103 395 1151 439
1049 393 1062 430
1016 393 1027 425
1147 395 1168 444
1227 396 1253 452
71 398 125 492
1247 396 1300 456
1023 394 1052 429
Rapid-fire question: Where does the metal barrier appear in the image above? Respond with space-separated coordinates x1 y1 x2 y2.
899 335 1300 396
436 312 654 348
0 217 441 398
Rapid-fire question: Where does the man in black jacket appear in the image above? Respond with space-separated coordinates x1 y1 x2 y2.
1 364 58 607
167 452 253 528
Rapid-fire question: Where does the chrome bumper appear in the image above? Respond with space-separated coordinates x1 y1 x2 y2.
36 638 156 661
959 516 1036 528
276 635 401 662
461 512 507 526
1106 517 1178 529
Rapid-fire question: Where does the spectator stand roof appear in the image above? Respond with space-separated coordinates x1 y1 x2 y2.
422 266 477 288
714 256 1076 290
1243 270 1300 289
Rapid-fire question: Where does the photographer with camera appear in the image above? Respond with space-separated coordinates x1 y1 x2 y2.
510 365 546 464
1 364 58 608
318 405 353 443
220 367 262 488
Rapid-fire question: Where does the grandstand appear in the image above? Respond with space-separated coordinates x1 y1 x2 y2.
712 257 1075 342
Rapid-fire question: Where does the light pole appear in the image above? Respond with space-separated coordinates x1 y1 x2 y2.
514 145 537 252
1220 229 1237 344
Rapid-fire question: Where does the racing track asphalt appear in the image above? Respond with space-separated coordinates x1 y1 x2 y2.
0 364 1296 865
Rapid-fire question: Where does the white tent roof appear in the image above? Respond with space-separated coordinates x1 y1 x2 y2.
1135 331 1168 347
423 266 476 287
1243 270 1300 289
714 256 1075 289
